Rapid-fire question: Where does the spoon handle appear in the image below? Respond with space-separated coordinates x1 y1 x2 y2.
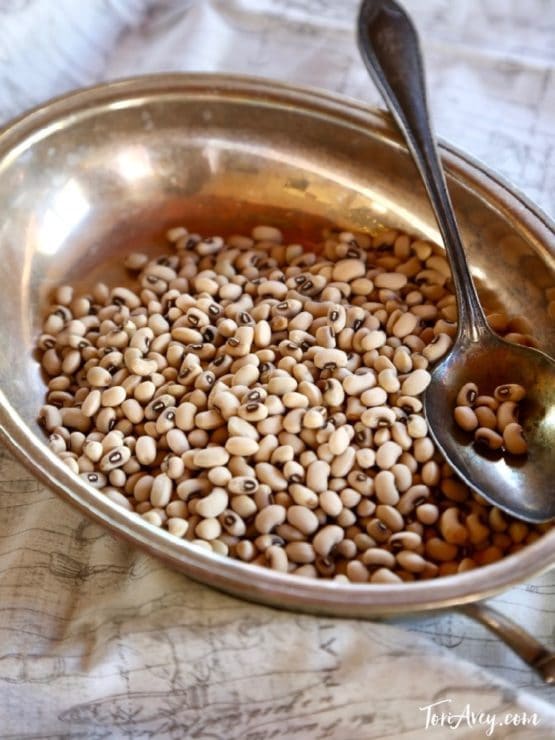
357 0 489 339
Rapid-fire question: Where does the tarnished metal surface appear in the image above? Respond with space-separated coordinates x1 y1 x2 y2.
0 74 553 616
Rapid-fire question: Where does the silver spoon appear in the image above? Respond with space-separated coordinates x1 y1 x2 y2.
357 0 555 522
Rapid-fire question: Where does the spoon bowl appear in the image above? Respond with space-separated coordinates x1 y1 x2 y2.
358 0 555 522
425 331 555 522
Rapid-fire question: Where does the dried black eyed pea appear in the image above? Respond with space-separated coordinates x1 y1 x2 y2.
456 382 478 407
474 427 503 451
494 383 526 403
453 406 478 432
503 423 528 455
474 405 497 430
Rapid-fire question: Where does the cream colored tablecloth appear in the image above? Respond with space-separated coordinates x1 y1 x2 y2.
1 1 554 737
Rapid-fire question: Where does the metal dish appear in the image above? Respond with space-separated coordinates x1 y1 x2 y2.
0 74 554 628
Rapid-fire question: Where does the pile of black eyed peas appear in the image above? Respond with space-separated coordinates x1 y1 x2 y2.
37 224 550 582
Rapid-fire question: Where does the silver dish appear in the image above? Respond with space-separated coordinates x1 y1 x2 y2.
0 73 554 625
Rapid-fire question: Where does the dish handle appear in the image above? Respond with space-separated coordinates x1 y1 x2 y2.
460 602 555 683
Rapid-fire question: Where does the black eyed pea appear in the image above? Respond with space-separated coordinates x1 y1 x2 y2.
466 513 490 545
353 533 376 552
406 414 427 439
193 447 230 468
397 484 430 515
335 538 358 560
99 445 131 472
329 446 356 478
453 406 479 432
255 462 288 491
289 483 319 509
254 504 287 534
474 394 498 411
314 348 348 370
396 550 427 573
370 568 402 584
389 531 422 551
342 371 376 396
208 465 232 487
275 523 305 542
440 477 469 503
360 406 396 429
283 460 305 483
231 495 258 519
150 473 173 508
225 437 259 456
312 525 344 557
376 504 404 532
86 365 112 387
103 488 133 511
164 455 185 480
494 383 526 403
375 440 403 470
59 408 91 433
145 393 176 421
135 436 157 466
390 463 412 493
346 560 369 583
421 460 440 487
347 470 374 497
285 541 316 564
390 422 412 451
456 382 479 407
83 439 103 462
292 564 318 578
196 489 229 518
360 386 388 407
39 404 63 431
305 460 330 493
366 518 391 543
457 558 477 573
80 471 107 489
165 500 187 519
264 545 289 572
361 548 396 568
319 490 343 518
167 517 189 538
439 507 468 545
400 368 431 396
392 312 419 339
219 509 246 537
228 476 258 495
355 448 376 469
142 510 164 527
502 422 528 455
422 332 452 363
166 428 189 455
474 427 503 451
48 433 67 454
425 537 458 562
195 517 222 541
474 406 497 430
156 407 178 435
410 439 433 465
328 425 350 456
228 456 256 480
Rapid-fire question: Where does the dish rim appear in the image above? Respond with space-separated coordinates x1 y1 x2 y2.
0 72 553 617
